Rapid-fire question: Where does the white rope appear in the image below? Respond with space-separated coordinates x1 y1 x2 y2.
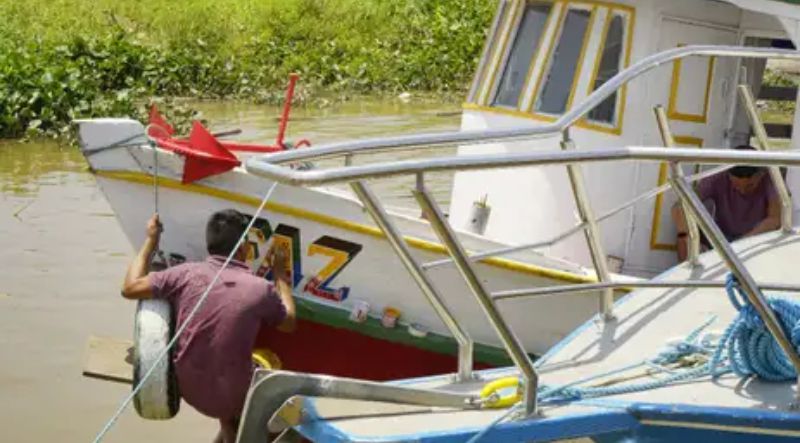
92 181 280 443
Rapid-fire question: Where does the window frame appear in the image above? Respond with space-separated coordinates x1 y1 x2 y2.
489 1 556 109
477 1 526 106
465 1 635 137
581 8 633 134
531 4 597 117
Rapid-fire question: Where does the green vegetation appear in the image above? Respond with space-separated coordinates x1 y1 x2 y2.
762 68 800 122
0 0 495 139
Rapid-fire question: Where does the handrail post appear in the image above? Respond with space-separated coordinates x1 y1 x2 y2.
737 84 794 233
350 180 474 382
413 180 538 416
561 131 615 321
670 171 800 406
654 106 701 266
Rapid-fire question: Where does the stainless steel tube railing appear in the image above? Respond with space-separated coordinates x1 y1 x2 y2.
240 45 800 419
248 46 800 166
247 146 800 186
562 131 614 320
738 84 794 233
655 106 701 266
421 164 731 270
350 180 474 382
414 178 538 415
492 280 800 301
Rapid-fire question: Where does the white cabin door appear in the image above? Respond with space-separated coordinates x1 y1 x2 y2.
630 18 739 274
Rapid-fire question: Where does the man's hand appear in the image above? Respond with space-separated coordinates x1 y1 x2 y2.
121 213 161 300
147 214 163 243
270 244 291 283
269 244 296 332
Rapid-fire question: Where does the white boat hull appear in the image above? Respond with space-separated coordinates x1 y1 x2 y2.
79 119 611 379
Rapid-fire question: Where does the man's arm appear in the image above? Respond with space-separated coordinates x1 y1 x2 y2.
745 194 782 237
121 214 161 300
671 202 690 262
271 246 297 332
274 278 297 333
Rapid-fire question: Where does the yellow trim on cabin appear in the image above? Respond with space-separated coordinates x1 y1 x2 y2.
667 46 716 123
563 5 600 114
465 0 634 137
649 136 704 251
481 0 524 105
463 102 558 122
516 0 560 110
94 170 597 284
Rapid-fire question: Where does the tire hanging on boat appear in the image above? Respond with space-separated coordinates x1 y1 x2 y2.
132 298 181 420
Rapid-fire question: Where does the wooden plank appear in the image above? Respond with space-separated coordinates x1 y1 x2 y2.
758 86 797 101
764 123 794 139
83 335 133 384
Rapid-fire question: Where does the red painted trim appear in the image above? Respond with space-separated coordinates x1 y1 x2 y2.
256 319 493 381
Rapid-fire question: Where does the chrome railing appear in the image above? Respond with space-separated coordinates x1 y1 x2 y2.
738 84 794 232
248 145 800 417
253 46 800 165
241 45 800 420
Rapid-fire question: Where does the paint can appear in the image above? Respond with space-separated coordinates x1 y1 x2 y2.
465 195 490 235
381 307 401 328
349 300 370 323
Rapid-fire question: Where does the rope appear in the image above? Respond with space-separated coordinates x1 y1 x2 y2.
152 137 159 215
92 181 279 443
709 275 800 381
471 273 800 441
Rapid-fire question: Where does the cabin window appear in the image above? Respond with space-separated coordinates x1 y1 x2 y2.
588 14 625 124
492 3 552 108
535 9 591 114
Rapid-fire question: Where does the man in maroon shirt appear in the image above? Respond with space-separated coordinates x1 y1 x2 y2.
121 209 296 443
671 145 782 262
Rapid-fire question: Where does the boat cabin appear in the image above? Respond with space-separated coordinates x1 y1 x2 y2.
449 0 800 276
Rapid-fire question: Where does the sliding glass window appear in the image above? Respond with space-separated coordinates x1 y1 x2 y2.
492 3 552 108
588 14 625 124
535 9 591 114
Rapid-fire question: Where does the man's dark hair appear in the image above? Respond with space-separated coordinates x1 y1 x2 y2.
206 209 249 256
729 145 762 178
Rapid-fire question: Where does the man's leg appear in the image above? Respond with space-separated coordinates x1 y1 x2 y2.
215 418 239 443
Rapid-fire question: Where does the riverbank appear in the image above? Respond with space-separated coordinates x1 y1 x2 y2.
0 0 493 139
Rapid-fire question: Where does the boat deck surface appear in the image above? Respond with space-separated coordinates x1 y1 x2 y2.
293 231 800 441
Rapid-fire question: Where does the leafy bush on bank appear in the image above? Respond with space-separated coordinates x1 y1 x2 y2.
0 0 495 139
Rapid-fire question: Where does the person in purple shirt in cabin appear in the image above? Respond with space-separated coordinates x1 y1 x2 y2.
121 209 296 443
671 145 782 262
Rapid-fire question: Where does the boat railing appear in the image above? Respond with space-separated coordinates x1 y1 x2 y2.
247 143 800 418
254 45 800 165
243 46 800 421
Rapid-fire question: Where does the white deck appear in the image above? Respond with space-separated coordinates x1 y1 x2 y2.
294 230 800 440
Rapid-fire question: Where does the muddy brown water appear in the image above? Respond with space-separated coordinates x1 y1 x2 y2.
0 98 460 442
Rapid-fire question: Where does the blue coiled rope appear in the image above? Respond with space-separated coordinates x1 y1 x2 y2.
471 273 800 442
709 274 800 381
539 274 800 403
